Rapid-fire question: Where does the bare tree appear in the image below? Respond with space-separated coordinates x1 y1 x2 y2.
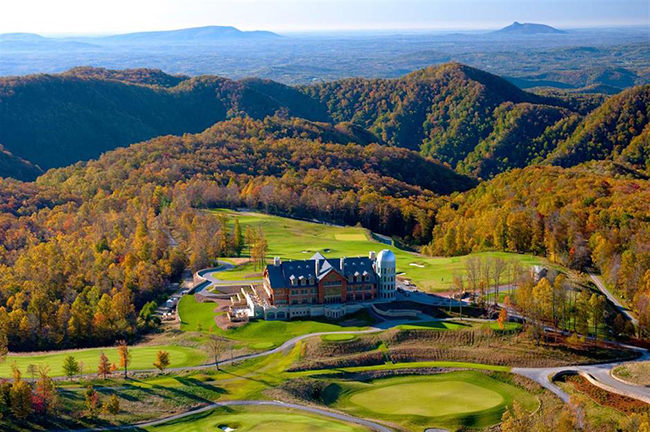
465 256 480 305
453 272 465 318
491 257 508 305
207 336 227 370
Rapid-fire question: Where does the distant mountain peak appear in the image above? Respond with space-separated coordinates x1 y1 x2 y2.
492 21 566 35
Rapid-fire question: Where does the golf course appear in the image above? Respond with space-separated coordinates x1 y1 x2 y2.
211 209 547 291
146 405 373 432
327 371 539 430
0 345 207 378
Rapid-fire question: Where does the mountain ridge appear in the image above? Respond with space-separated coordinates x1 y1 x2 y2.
492 21 566 35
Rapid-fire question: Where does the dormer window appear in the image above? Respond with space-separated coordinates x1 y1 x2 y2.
290 275 297 286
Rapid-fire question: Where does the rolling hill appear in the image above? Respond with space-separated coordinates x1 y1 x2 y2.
1 63 648 182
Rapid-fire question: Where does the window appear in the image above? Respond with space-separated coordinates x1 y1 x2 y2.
291 300 298 305
347 286 352 292
301 289 308 295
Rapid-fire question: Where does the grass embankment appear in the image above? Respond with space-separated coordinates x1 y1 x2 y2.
211 209 548 291
179 293 373 349
146 405 372 432
0 345 207 378
326 371 537 430
612 361 650 386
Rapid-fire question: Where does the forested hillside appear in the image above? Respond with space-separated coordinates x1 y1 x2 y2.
0 116 473 351
0 69 329 174
547 85 650 170
5 63 646 182
425 162 650 329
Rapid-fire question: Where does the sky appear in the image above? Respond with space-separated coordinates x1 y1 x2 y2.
1 0 648 35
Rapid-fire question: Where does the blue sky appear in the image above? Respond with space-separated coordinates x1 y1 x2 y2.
2 0 648 35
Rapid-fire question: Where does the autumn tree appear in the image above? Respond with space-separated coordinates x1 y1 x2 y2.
153 350 170 373
34 365 57 415
497 308 508 329
103 394 120 415
97 352 111 380
117 340 131 379
251 229 268 270
84 386 99 417
10 380 32 421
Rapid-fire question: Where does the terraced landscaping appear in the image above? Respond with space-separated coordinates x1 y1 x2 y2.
211 209 548 291
146 405 373 432
0 345 207 378
326 371 539 430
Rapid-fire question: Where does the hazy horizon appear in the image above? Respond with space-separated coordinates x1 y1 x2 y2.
2 0 648 35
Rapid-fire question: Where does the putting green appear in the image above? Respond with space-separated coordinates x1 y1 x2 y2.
146 405 371 432
349 381 503 416
330 371 538 430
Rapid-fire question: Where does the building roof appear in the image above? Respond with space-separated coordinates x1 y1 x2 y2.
265 254 378 289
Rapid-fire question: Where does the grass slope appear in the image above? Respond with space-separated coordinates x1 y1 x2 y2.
146 405 372 432
212 209 547 291
179 294 372 348
1 345 206 378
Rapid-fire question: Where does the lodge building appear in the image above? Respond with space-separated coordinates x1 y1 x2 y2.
241 250 397 321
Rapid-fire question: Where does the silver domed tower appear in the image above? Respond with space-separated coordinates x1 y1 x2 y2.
376 249 396 299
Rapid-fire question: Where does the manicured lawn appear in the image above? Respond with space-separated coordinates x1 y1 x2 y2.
216 317 370 348
146 405 372 432
328 371 538 430
178 295 223 332
211 209 548 291
179 291 374 349
0 345 207 378
208 261 262 281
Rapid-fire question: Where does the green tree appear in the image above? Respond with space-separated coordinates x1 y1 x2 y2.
589 293 606 343
62 355 80 380
233 219 244 257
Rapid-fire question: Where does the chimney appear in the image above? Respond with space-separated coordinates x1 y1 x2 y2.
369 251 376 261
274 257 281 267
315 259 320 275
340 257 346 270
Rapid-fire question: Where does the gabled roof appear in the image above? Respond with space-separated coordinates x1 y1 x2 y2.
265 254 378 289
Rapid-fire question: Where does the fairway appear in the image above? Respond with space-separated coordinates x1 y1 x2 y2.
212 209 548 291
146 405 372 432
1 345 207 378
330 371 539 430
349 381 503 416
